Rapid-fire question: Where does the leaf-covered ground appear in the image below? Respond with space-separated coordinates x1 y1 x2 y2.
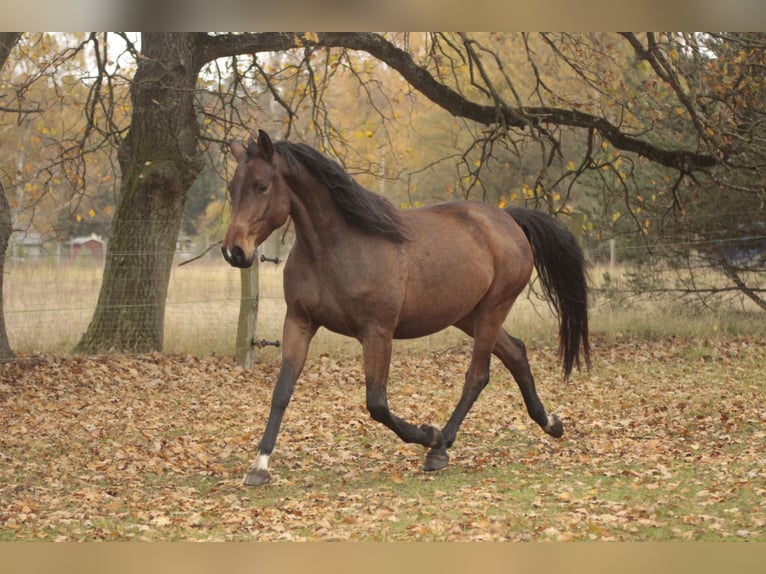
1 336 764 541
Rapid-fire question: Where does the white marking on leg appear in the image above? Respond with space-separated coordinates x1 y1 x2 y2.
254 453 270 471
543 413 555 433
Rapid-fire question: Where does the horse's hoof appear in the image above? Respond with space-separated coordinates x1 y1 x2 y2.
243 467 270 486
544 414 564 438
423 449 449 472
419 424 444 449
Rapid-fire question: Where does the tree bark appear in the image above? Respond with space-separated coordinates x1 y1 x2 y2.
0 179 14 362
76 33 204 353
0 32 19 69
0 32 21 362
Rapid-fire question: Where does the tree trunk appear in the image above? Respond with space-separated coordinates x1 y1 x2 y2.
0 32 21 362
76 33 204 353
0 179 14 362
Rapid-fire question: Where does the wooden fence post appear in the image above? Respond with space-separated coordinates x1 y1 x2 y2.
235 260 259 369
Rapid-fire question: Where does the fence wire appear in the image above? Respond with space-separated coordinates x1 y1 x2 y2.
4 234 765 355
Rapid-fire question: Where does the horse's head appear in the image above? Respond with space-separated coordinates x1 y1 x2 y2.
222 129 290 268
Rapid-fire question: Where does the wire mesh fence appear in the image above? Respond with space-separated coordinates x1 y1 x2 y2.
4 234 765 357
4 253 287 356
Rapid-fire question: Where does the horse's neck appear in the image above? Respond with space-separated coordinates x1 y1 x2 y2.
284 173 346 258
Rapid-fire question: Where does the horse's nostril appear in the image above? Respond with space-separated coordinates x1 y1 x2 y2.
223 244 249 268
231 245 246 266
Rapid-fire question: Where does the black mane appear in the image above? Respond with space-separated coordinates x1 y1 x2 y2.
271 141 408 243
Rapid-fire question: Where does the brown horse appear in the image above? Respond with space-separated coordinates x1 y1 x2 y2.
222 129 590 486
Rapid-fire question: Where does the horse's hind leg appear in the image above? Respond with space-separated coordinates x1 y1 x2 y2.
425 318 498 471
494 329 563 438
424 350 491 471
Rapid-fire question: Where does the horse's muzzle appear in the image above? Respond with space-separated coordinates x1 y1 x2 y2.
222 244 253 268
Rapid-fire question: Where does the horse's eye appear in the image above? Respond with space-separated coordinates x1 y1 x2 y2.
254 183 269 194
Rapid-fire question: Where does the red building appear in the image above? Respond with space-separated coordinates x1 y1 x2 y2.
65 234 105 260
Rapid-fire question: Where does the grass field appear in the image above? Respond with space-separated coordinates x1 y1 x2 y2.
2 258 765 541
1 336 764 541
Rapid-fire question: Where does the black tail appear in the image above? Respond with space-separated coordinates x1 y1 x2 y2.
506 206 591 378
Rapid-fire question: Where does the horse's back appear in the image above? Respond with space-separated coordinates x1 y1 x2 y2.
402 200 532 270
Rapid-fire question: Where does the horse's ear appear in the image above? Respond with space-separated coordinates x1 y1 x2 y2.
230 140 247 162
257 129 274 160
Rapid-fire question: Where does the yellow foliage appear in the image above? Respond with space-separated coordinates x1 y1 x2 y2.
522 185 535 200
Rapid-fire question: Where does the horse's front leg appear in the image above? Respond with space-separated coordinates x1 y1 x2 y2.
363 329 444 452
243 312 316 486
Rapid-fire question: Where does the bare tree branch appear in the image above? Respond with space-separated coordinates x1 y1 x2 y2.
197 32 718 172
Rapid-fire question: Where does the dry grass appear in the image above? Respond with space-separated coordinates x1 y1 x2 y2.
587 263 766 341
4 258 765 357
3 257 547 357
5 257 244 356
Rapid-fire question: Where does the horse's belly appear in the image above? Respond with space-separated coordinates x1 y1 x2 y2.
393 287 485 339
393 315 459 339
